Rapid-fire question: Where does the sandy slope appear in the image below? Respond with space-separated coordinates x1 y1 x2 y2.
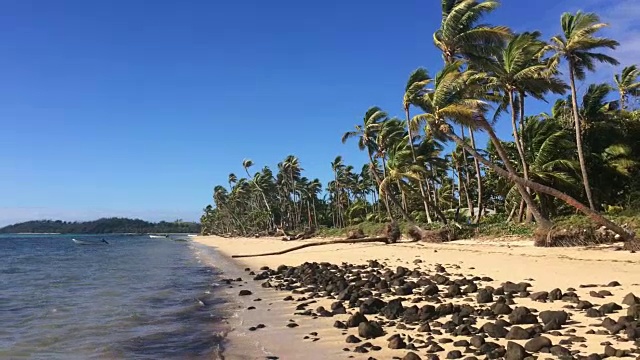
195 235 640 359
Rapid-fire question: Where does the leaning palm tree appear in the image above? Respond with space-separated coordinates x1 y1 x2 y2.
342 107 393 219
404 68 436 222
419 64 633 241
242 158 274 228
613 65 640 110
480 32 567 220
547 11 619 210
434 0 511 64
413 62 551 229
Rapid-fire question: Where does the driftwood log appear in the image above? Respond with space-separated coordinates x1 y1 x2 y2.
232 222 402 258
232 237 389 258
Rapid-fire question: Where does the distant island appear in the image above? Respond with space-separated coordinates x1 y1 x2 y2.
0 218 201 234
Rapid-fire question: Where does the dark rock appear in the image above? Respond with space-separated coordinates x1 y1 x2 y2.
334 320 347 329
469 335 485 348
505 341 528 360
447 284 462 297
397 284 415 296
529 292 549 302
360 298 386 315
585 308 602 318
604 345 617 357
549 288 563 301
590 290 604 298
491 302 513 315
524 336 552 352
509 307 538 324
576 300 594 310
550 345 571 357
482 322 508 338
238 290 252 296
539 310 569 326
389 336 407 349
477 289 493 304
382 299 404 320
403 352 422 360
423 284 440 296
283 295 294 301
599 290 613 297
599 302 622 314
286 322 299 328
359 321 385 339
623 293 640 306
346 335 361 343
505 326 531 340
543 318 561 331
454 340 470 347
463 283 478 294
446 350 463 359
427 344 445 353
347 312 368 328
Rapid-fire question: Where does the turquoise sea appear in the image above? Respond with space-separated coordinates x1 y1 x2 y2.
0 234 229 359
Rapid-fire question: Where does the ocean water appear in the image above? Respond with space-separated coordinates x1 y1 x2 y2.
0 234 230 359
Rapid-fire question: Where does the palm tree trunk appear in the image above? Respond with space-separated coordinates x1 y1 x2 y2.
569 62 597 210
459 126 475 218
508 90 533 223
367 153 392 220
396 180 408 212
446 130 635 242
473 122 552 230
519 90 533 223
468 128 483 223
406 107 434 223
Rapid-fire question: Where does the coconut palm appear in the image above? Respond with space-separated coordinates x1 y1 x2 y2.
242 158 274 228
547 11 620 210
480 32 567 220
413 62 552 229
434 0 511 64
342 107 393 219
613 65 640 110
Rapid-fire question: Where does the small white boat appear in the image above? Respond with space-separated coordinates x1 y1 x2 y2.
149 235 168 239
72 238 109 245
187 234 198 237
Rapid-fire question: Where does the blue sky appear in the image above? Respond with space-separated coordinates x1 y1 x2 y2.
1 0 637 226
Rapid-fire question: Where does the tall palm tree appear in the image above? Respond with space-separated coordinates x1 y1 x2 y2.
547 11 619 210
413 62 552 229
242 158 274 228
613 65 640 110
434 0 511 64
480 32 567 220
342 107 393 219
404 68 436 222
228 173 237 191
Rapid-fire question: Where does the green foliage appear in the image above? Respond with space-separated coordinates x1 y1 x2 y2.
0 218 200 234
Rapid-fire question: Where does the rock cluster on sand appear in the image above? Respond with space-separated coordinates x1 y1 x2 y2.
247 261 640 359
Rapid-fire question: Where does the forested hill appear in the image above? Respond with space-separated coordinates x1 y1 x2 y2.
0 218 201 234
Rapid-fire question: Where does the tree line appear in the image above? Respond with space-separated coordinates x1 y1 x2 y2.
0 218 201 234
201 1 640 244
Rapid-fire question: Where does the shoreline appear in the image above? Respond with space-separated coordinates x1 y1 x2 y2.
195 236 640 359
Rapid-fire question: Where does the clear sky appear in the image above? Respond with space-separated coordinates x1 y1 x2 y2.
1 0 637 226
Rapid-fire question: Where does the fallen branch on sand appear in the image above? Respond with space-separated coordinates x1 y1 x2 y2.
232 237 390 258
232 222 402 258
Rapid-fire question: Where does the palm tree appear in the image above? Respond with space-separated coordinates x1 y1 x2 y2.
404 68 436 222
242 158 274 228
547 11 620 210
434 0 511 64
228 173 237 191
413 62 552 229
342 107 393 219
480 32 567 220
613 65 640 110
